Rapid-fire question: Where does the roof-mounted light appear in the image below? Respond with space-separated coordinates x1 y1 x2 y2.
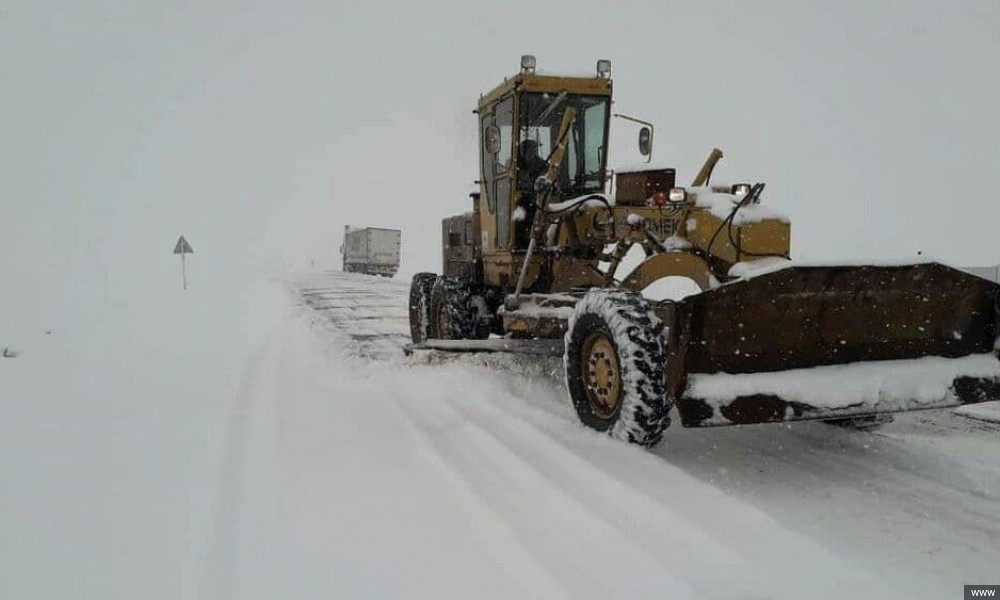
521 55 537 75
596 59 612 79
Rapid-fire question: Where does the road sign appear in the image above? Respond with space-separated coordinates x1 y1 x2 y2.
173 236 194 289
174 236 194 254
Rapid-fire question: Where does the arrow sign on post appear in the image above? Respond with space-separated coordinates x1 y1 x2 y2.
173 236 194 290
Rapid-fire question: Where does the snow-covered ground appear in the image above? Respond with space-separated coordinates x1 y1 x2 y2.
3 271 999 599
0 270 288 599
955 401 1000 425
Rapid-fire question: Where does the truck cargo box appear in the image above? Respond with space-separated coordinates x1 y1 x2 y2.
342 226 401 277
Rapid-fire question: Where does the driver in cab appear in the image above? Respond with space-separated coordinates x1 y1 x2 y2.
515 139 548 247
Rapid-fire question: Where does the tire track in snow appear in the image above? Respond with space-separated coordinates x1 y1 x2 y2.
272 326 577 600
381 381 571 600
196 338 279 600
428 376 900 599
387 381 700 599
378 296 1000 598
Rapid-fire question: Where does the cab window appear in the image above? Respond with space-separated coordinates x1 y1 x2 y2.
494 96 514 249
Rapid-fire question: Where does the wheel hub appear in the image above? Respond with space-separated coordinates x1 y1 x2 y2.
581 332 622 419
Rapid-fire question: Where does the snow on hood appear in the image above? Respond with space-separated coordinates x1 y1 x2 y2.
690 187 789 225
660 234 693 252
545 193 612 212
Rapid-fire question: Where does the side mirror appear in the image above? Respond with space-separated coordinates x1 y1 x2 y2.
638 126 652 157
484 125 501 154
614 114 655 164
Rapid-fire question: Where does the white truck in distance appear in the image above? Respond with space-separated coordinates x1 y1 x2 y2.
341 226 401 277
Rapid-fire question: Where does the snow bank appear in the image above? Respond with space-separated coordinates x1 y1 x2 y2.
687 353 1000 417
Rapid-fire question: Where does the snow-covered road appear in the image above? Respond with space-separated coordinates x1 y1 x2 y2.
265 272 998 599
4 271 997 599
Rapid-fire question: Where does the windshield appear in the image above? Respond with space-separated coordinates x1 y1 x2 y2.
519 92 609 194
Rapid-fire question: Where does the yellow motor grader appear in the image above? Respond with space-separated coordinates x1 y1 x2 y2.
406 56 1000 446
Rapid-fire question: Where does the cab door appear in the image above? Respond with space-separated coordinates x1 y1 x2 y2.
493 96 514 250
479 95 515 253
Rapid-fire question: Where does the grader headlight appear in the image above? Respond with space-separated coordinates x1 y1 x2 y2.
668 187 688 204
731 183 752 198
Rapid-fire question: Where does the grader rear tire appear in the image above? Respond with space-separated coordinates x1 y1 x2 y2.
429 277 480 340
408 273 437 343
564 289 672 446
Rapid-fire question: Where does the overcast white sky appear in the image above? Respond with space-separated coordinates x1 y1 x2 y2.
2 0 999 309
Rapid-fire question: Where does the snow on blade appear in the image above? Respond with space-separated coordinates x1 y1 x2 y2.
688 353 1000 415
727 257 792 278
725 256 962 282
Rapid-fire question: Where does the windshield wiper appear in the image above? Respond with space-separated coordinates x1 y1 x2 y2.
533 91 568 124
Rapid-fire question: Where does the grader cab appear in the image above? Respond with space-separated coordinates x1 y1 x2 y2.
406 56 1000 446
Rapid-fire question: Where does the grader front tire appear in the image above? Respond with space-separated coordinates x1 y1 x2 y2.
564 290 672 446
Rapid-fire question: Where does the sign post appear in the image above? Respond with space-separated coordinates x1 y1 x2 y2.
173 236 194 290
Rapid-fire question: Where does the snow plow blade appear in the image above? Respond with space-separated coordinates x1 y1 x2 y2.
667 263 1000 427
